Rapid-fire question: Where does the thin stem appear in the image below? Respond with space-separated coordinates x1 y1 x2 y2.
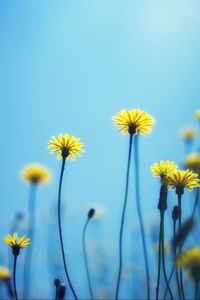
82 218 94 300
58 157 78 300
195 280 198 300
173 219 182 300
156 211 162 300
178 194 186 300
161 212 174 300
23 184 36 298
5 278 14 299
13 255 18 300
115 134 133 300
133 135 150 300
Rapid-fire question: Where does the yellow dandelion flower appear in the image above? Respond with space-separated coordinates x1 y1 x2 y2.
3 233 31 255
176 247 200 280
181 127 196 140
185 153 200 173
21 164 50 184
166 169 200 192
48 134 84 160
151 160 177 180
0 266 10 280
195 110 200 121
112 109 154 136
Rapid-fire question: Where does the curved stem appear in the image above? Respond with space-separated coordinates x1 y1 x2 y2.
161 212 174 300
156 212 162 300
5 278 14 299
133 135 150 300
13 255 18 300
58 158 78 300
178 194 186 300
23 184 36 298
115 134 133 300
82 218 94 300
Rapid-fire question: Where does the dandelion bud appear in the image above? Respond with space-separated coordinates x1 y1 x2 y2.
88 208 95 219
54 278 60 287
158 183 168 211
58 284 66 300
172 205 180 221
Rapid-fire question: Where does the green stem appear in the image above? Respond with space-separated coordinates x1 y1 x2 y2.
82 218 94 300
178 194 186 300
133 135 150 300
13 255 18 300
161 212 174 300
115 134 133 300
23 183 36 298
58 158 78 300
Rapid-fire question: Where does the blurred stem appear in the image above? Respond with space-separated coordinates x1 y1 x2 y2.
115 134 133 300
161 212 174 300
5 278 14 299
195 280 199 300
13 255 18 300
23 183 36 298
82 218 94 300
177 194 186 300
192 188 199 218
58 157 78 300
133 135 150 300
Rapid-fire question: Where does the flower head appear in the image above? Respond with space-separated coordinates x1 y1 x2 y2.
195 110 200 121
0 266 10 280
3 233 31 256
185 153 200 173
181 127 196 141
176 247 200 280
48 134 84 160
21 164 50 184
166 169 200 193
112 109 154 136
151 160 177 181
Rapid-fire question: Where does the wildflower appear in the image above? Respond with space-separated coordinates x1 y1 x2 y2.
176 247 200 280
48 134 84 160
0 266 10 280
151 160 177 181
185 153 200 173
112 109 154 136
22 164 50 184
181 127 196 141
167 169 200 193
4 233 30 300
3 233 31 256
195 110 200 121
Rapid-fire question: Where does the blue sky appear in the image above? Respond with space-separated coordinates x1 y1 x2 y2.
1 1 200 298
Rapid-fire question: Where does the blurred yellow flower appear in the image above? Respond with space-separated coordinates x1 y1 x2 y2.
167 169 200 192
22 164 50 184
176 247 200 280
48 134 84 160
0 266 10 280
181 127 196 141
151 160 177 180
3 233 31 250
112 109 154 136
185 153 200 173
195 110 200 121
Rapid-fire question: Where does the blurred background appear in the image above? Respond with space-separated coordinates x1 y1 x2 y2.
1 0 200 299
